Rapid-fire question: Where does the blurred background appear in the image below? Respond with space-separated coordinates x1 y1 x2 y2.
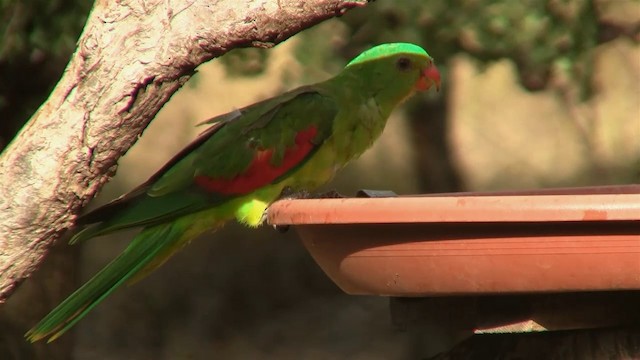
1 0 639 359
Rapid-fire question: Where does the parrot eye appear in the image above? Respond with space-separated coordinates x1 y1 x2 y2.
396 57 412 71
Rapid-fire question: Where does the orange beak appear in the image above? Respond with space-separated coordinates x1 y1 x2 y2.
415 62 441 91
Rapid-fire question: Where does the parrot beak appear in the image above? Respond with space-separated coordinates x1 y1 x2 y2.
415 62 441 92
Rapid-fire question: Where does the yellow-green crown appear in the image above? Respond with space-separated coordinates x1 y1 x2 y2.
346 43 430 68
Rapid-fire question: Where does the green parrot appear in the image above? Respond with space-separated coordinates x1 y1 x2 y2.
26 42 441 342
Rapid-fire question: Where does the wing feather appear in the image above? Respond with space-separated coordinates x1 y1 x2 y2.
73 86 338 239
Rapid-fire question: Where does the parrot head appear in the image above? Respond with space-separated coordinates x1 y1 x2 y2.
344 43 440 104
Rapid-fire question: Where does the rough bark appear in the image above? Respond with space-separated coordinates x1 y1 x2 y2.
0 0 368 303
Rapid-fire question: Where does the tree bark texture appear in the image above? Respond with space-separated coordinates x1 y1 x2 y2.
0 0 368 303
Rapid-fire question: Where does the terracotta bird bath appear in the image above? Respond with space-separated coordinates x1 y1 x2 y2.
268 184 640 295
267 185 640 332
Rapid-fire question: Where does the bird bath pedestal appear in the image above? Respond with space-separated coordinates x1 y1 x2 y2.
267 185 640 335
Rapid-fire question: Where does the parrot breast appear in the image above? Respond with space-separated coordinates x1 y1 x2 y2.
194 126 318 195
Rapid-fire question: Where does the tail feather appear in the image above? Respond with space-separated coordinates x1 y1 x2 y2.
67 223 108 245
26 223 185 342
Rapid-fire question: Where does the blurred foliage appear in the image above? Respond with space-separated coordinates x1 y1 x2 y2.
0 0 90 149
219 47 269 77
228 0 630 101
337 0 600 96
0 0 89 61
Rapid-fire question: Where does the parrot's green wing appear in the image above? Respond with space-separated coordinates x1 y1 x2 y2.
69 86 337 243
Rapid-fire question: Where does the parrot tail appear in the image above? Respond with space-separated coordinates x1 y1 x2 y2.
25 222 192 343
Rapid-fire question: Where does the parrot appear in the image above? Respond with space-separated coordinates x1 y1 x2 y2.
26 42 441 342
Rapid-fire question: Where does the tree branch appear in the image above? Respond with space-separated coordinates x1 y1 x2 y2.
0 0 368 303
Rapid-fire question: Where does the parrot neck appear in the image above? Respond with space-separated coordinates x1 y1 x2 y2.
326 72 398 119
317 74 397 166
332 70 410 119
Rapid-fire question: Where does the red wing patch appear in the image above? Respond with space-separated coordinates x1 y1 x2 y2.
194 126 318 195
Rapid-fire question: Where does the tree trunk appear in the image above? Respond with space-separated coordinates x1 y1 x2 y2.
407 96 465 193
0 0 368 303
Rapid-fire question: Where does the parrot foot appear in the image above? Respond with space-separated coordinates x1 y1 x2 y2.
277 186 312 200
277 186 348 200
272 187 307 233
277 187 348 200
271 188 345 233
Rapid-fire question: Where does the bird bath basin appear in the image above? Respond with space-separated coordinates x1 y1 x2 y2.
267 185 640 296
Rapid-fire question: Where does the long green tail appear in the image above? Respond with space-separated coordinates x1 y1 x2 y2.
26 223 187 342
